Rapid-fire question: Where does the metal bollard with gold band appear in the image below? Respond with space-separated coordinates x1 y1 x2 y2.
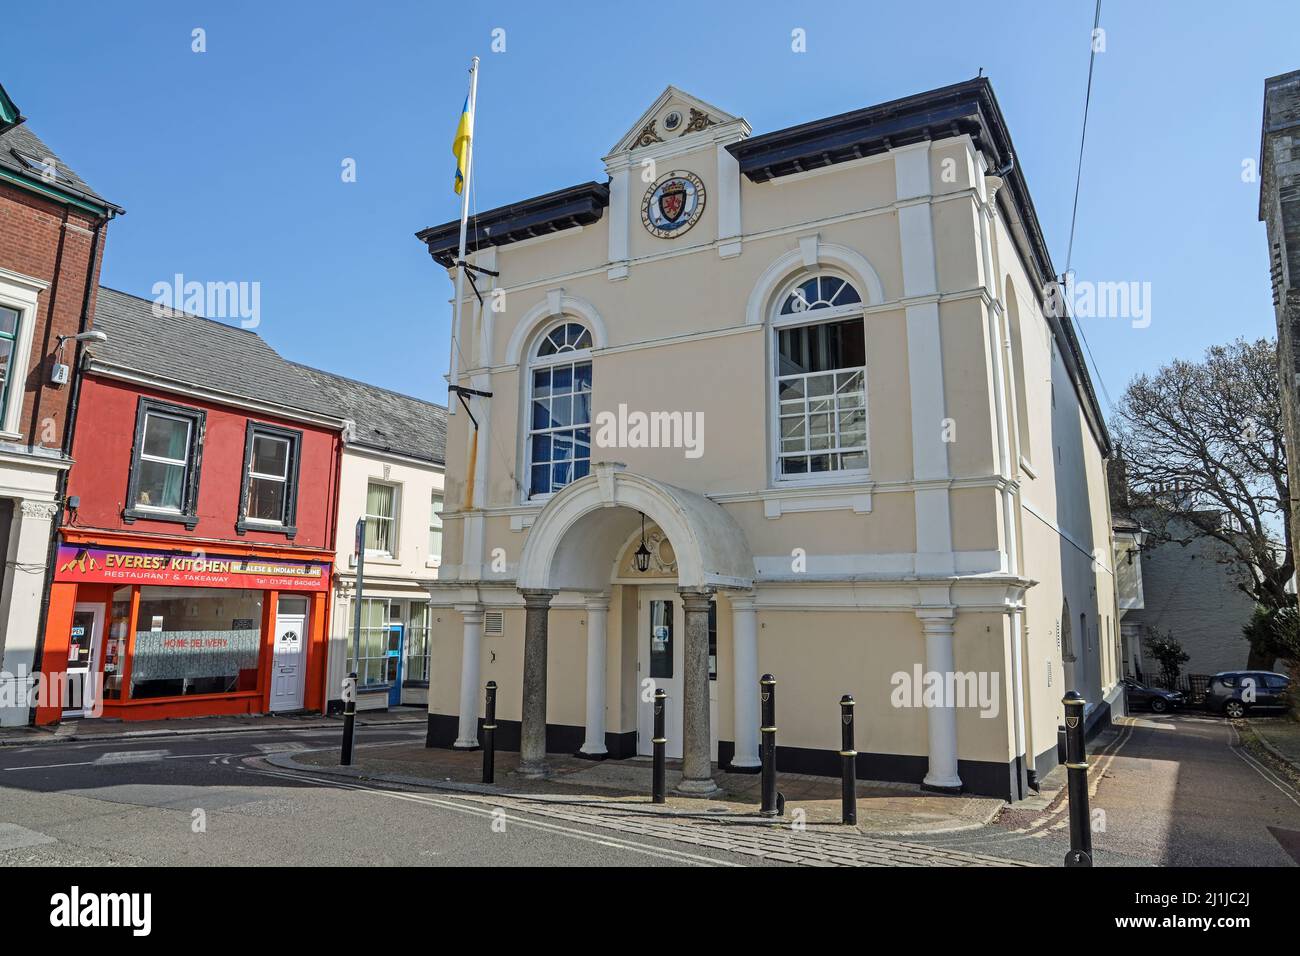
482 681 498 785
840 693 857 825
760 674 783 816
1062 690 1093 867
652 688 667 804
340 672 357 767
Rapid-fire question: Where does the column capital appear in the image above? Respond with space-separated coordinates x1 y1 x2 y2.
454 603 484 621
519 588 557 610
677 587 715 612
915 606 956 634
583 593 611 612
727 589 758 612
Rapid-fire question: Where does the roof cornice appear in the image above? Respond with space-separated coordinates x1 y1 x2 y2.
416 181 609 267
728 77 1109 454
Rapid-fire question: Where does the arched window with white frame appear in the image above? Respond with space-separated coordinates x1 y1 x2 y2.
772 273 868 479
525 320 593 498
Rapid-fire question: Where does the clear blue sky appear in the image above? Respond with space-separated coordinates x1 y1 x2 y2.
6 1 1295 412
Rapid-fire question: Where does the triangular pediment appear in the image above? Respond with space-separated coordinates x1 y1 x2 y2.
607 86 743 156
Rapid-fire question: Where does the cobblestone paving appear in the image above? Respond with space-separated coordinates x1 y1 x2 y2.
445 791 1032 867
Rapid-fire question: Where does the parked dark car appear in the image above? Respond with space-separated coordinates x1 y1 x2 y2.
1203 671 1292 718
1121 678 1185 714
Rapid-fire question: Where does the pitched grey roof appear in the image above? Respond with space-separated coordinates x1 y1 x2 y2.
90 287 344 422
0 121 120 211
292 363 447 465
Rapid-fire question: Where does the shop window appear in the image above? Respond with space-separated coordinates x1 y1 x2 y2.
526 320 592 498
405 602 432 684
365 482 398 557
772 273 868 480
428 493 443 561
0 305 18 426
349 598 398 686
103 586 133 700
123 399 206 528
237 422 302 538
129 587 263 699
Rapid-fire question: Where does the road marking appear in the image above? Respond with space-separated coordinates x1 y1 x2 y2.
1228 724 1300 810
3 752 230 772
240 762 743 867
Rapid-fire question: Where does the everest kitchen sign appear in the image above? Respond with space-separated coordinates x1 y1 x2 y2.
55 545 329 592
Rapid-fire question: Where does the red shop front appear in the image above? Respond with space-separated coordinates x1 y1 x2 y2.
37 531 333 725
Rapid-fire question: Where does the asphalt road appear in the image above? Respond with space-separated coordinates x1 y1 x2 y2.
4 713 1298 868
909 713 1300 866
0 725 775 867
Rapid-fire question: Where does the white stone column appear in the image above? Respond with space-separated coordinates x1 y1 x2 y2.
453 604 484 749
917 608 962 791
580 594 610 757
729 591 761 770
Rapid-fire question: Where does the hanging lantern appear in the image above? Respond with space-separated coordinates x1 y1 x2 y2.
634 513 653 573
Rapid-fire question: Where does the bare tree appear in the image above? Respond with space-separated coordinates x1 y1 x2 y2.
1111 337 1293 617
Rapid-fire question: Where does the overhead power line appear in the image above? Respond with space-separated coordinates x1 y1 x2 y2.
1062 0 1116 414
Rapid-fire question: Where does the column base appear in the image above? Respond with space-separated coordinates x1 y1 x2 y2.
452 739 481 751
725 759 761 775
517 761 549 779
674 777 721 796
576 746 608 760
921 776 963 794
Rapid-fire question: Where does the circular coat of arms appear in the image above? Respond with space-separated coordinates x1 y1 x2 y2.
642 170 706 239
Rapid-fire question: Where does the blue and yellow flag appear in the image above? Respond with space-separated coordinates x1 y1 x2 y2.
452 96 472 194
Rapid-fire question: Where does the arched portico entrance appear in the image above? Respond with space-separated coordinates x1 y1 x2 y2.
512 462 754 793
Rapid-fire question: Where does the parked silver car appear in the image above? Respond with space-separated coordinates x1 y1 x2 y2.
1203 671 1292 718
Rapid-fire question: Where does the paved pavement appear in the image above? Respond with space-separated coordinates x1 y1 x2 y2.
284 738 1003 835
0 708 426 746
1246 716 1300 776
906 714 1300 866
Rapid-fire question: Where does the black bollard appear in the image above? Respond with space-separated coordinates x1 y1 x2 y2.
839 694 857 825
482 681 498 784
760 674 780 816
340 672 357 766
652 688 667 804
1062 691 1093 867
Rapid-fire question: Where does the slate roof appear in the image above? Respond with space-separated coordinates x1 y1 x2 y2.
293 363 447 466
90 287 344 422
0 121 121 211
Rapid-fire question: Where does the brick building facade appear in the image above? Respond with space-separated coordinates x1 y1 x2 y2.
0 82 122 725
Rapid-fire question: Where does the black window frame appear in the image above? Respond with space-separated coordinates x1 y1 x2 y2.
236 420 302 539
122 398 206 529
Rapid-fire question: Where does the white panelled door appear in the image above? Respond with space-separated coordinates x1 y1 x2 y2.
270 596 308 712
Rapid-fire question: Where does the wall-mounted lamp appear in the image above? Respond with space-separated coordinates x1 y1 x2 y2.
634 513 652 573
51 329 109 385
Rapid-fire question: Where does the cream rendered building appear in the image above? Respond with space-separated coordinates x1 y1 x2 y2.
294 365 448 713
416 79 1123 800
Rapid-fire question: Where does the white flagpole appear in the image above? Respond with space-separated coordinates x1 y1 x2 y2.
447 55 480 416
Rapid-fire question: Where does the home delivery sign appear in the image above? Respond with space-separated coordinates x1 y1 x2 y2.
55 544 329 592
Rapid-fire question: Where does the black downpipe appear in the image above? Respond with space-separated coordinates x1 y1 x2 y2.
27 215 105 724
